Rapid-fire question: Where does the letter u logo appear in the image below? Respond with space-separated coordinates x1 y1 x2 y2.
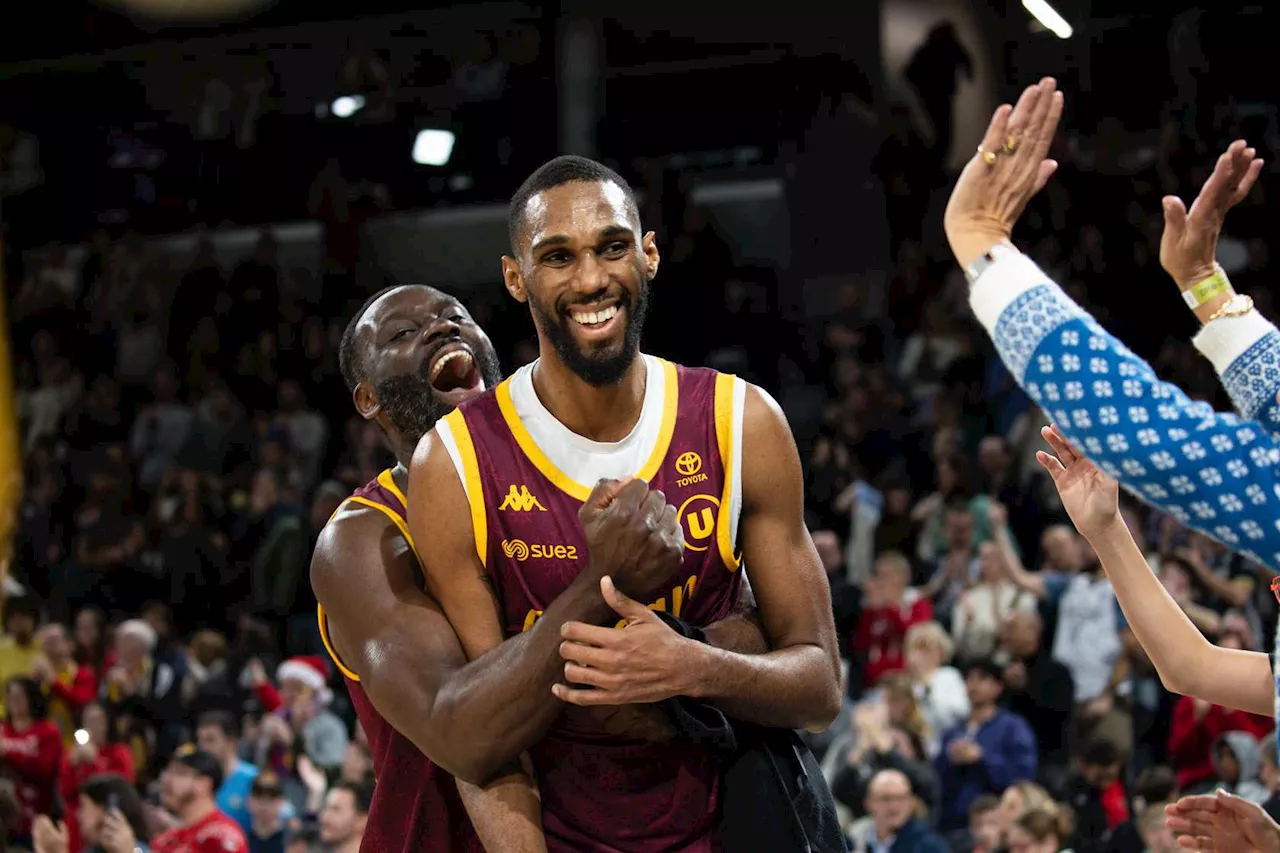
688 508 714 541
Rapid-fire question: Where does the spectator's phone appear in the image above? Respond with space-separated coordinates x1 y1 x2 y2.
107 792 119 813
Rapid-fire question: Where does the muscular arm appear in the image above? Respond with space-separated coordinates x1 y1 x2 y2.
681 386 842 729
308 508 543 849
1083 513 1272 716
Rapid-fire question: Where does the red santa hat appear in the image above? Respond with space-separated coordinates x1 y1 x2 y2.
276 656 332 706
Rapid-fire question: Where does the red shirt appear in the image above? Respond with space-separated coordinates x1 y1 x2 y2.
152 810 248 853
852 595 934 689
0 719 64 837
60 742 135 853
1168 696 1274 789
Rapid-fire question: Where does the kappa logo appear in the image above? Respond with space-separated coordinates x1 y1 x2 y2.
674 451 709 487
499 485 546 512
501 538 578 562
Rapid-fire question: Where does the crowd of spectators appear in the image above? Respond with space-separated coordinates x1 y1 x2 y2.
5 60 1280 853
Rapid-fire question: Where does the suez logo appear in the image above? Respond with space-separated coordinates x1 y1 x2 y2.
500 538 578 561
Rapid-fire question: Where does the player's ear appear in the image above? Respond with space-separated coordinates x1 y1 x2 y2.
502 255 528 304
641 231 660 280
352 382 380 419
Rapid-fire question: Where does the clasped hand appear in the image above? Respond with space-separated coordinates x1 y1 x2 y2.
554 478 696 706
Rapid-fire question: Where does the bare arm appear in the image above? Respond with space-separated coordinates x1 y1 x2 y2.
1086 516 1270 715
993 524 1047 600
309 507 544 849
682 385 842 729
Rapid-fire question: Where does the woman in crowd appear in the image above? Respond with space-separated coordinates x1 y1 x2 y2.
58 702 134 853
952 516 1036 664
904 621 969 756
1007 806 1075 853
0 678 64 845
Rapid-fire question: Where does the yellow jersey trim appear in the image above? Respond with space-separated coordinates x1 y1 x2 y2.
442 410 489 567
376 468 409 508
494 358 680 502
316 492 424 684
318 604 361 682
714 373 741 572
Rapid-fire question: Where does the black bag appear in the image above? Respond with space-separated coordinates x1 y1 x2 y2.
657 613 846 853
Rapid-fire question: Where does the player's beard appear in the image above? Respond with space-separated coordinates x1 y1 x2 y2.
373 345 503 443
532 279 650 387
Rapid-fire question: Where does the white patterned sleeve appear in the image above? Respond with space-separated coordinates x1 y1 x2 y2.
1192 310 1280 442
969 251 1280 570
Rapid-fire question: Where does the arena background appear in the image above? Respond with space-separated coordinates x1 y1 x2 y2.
1 1 1278 851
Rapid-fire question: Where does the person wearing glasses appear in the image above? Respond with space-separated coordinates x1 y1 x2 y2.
943 81 1280 723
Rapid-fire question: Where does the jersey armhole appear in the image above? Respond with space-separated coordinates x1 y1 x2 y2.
713 374 746 572
439 412 489 568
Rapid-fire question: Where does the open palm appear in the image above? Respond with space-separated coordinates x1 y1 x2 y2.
1035 424 1119 537
1165 791 1280 853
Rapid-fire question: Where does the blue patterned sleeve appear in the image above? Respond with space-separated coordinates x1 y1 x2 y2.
969 251 1280 571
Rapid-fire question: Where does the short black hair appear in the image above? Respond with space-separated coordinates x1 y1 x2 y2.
1135 764 1179 803
962 658 1004 683
196 709 240 740
339 285 413 394
2 596 39 629
332 779 375 815
968 794 1000 819
1081 736 1122 768
81 774 151 843
507 155 639 253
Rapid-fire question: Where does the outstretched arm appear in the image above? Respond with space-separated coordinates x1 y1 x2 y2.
1036 425 1272 716
555 385 842 730
944 79 1280 571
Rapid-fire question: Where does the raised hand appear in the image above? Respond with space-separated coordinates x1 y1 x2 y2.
1165 790 1280 853
944 77 1065 269
32 816 69 853
1035 424 1120 539
1160 141 1264 292
579 477 683 599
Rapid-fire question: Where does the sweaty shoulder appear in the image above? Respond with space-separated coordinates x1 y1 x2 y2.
740 384 801 504
311 501 413 598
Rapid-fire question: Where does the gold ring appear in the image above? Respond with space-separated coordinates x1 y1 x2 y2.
1003 135 1019 153
977 146 997 165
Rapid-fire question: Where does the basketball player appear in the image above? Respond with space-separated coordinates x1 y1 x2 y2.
406 156 842 851
313 283 772 851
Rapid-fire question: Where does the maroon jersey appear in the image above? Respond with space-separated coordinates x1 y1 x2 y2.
442 357 745 853
318 470 483 853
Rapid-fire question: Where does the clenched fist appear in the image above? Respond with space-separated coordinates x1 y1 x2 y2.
579 477 683 599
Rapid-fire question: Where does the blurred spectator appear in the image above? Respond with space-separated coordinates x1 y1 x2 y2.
34 772 151 853
246 772 290 853
852 552 933 691
951 538 1035 664
1006 806 1074 853
195 712 258 832
253 658 347 815
128 366 194 493
58 701 135 853
1134 801 1178 853
0 598 42 714
1 677 64 844
904 622 969 756
151 746 248 853
949 794 1001 853
103 620 184 778
997 610 1075 775
1061 738 1129 853
1206 731 1270 805
828 675 938 822
316 781 371 853
33 624 97 743
1104 765 1178 853
846 769 948 853
1167 688 1272 794
934 660 1037 832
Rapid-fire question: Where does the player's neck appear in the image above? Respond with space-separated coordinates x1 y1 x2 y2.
531 354 647 442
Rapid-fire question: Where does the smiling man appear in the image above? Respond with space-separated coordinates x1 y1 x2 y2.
406 155 841 851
